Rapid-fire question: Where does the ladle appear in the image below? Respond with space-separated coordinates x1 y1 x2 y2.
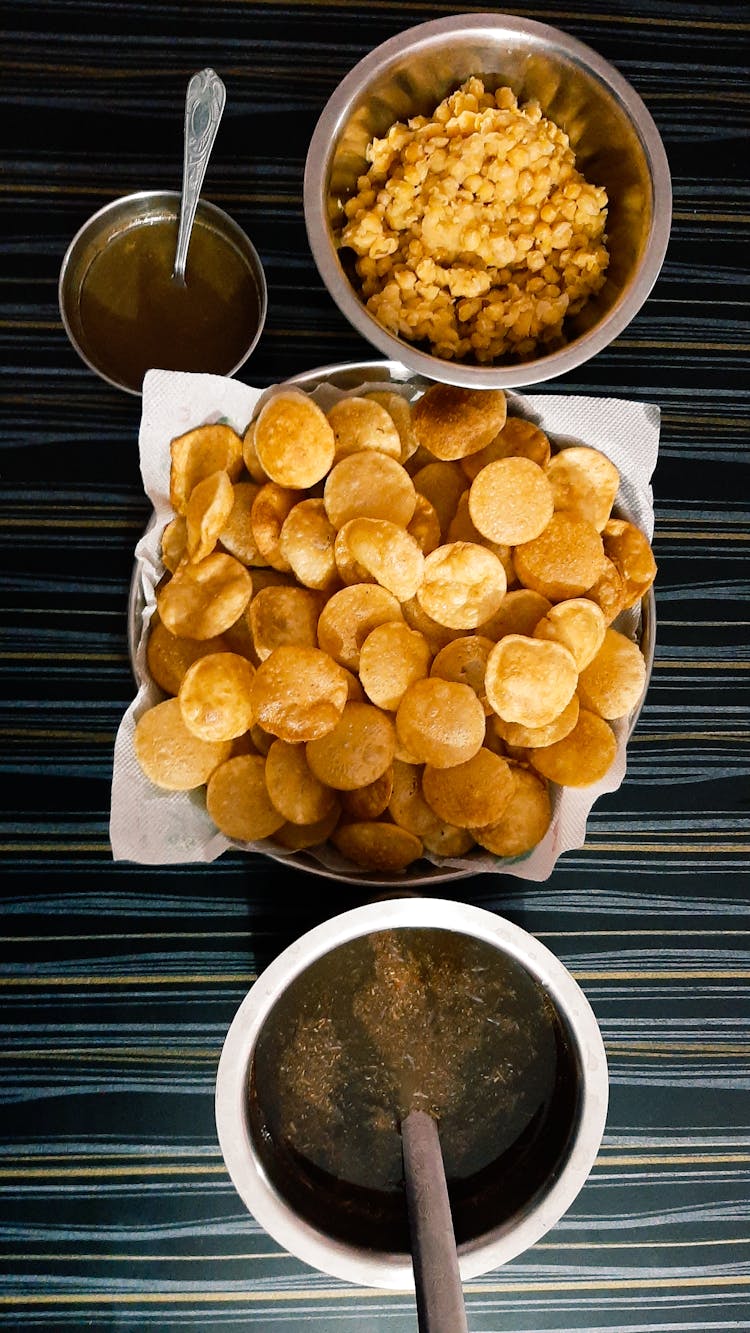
401 1109 470 1333
172 67 226 285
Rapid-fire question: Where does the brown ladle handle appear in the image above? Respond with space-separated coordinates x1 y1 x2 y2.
401 1109 470 1333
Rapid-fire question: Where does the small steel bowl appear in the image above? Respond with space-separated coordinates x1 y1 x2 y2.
304 13 672 389
215 896 609 1289
59 189 268 395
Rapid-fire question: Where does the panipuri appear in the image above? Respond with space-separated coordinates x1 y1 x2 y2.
422 748 514 828
401 595 463 653
407 493 442 555
585 558 628 624
274 801 342 850
341 767 394 820
411 461 467 538
602 518 657 608
474 766 552 857
447 491 515 581
178 651 256 742
430 635 494 713
534 598 607 671
492 692 580 749
249 723 274 755
156 552 252 640
264 739 337 825
460 416 551 480
358 621 432 711
365 390 418 463
412 384 507 460
161 515 187 572
134 697 231 791
169 423 243 515
529 709 618 787
305 701 396 791
335 518 424 601
317 583 403 671
278 498 338 591
395 678 485 768
327 395 402 461
546 445 619 531
185 469 235 563
254 390 335 487
514 512 605 601
218 481 264 566
388 758 472 856
479 588 552 640
323 450 416 529
417 541 507 629
221 608 258 662
250 645 349 742
468 457 554 546
250 483 302 572
146 619 229 697
577 627 647 720
241 420 269 483
331 820 423 871
206 754 286 841
485 634 578 729
248 585 322 661
422 821 476 857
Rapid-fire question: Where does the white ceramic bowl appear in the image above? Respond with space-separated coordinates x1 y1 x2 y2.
304 13 672 388
215 897 609 1289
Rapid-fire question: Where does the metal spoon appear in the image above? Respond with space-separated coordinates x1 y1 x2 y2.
172 67 226 285
401 1109 470 1333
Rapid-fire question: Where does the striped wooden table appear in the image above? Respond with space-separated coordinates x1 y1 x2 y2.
1 1 748 1328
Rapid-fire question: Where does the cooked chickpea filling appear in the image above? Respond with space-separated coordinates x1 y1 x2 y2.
338 78 609 364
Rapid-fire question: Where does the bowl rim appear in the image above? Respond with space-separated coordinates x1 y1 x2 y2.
303 12 673 388
58 188 268 395
214 896 609 1289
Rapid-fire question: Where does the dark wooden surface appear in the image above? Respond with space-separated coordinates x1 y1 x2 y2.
1 2 749 1328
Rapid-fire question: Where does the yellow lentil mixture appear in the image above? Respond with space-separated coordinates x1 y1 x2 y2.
339 78 610 363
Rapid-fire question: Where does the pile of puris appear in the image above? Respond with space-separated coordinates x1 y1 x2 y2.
133 383 656 873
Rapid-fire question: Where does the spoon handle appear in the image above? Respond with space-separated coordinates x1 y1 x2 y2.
173 67 226 283
401 1110 470 1333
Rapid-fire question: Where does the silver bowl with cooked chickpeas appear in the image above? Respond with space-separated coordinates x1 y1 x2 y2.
304 13 672 388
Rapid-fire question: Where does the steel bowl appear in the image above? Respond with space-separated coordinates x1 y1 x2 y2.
304 13 672 389
215 896 609 1289
59 189 268 395
127 357 656 888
